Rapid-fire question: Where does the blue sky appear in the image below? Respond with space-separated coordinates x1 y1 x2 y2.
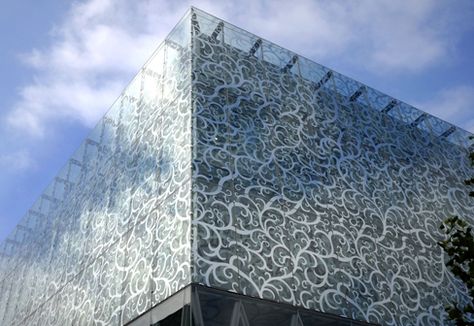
1 0 474 242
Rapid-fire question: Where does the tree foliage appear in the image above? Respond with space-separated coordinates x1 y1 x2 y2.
439 142 474 325
439 217 474 325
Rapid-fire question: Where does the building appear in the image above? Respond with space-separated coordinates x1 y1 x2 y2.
0 7 473 326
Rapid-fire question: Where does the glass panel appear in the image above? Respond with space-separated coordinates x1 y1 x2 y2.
224 25 257 54
262 41 293 70
190 8 474 326
0 9 192 326
365 87 394 112
397 102 423 124
154 307 185 326
298 56 330 85
166 10 191 48
1 7 473 326
198 289 235 325
243 300 294 326
332 71 361 98
195 286 376 326
121 214 153 324
151 181 192 306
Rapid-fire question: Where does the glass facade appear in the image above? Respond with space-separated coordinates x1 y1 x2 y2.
0 11 192 326
1 7 473 326
136 285 374 326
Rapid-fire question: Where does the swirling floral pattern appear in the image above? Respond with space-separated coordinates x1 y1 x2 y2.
0 16 192 326
1 8 473 326
190 11 474 326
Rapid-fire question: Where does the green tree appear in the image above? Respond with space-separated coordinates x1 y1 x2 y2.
439 142 474 325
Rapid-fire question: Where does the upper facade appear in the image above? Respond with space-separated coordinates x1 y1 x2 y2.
0 7 473 326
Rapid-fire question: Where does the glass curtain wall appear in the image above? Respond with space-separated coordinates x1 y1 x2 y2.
0 11 193 326
190 8 474 326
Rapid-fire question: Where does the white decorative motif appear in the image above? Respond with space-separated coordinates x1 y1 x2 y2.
0 15 192 326
1 8 473 326
190 12 474 326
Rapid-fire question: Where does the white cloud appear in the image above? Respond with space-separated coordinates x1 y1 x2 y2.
208 0 470 72
418 86 474 133
7 80 125 136
0 150 36 173
4 0 474 139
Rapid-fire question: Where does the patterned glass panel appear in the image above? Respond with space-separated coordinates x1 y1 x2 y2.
190 7 474 326
0 10 192 326
1 7 473 326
